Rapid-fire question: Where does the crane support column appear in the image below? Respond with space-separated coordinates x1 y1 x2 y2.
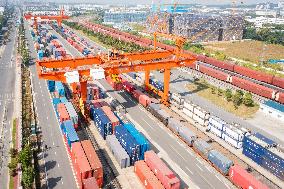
71 83 77 93
145 70 150 91
162 68 171 105
80 81 87 102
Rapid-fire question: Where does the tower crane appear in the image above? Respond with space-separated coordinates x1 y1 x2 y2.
24 8 70 33
36 36 195 112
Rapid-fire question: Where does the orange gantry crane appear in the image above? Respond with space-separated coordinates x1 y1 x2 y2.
24 9 70 33
36 33 196 109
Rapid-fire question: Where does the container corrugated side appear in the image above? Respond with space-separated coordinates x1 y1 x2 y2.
208 150 233 175
178 126 196 146
192 139 213 159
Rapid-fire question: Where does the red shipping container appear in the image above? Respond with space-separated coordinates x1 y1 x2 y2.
83 177 99 189
134 161 164 189
277 92 284 104
199 65 229 82
71 142 93 189
234 65 273 84
232 76 275 99
122 81 135 94
196 54 206 62
272 76 284 89
204 57 234 71
81 140 103 187
101 106 120 132
139 94 151 107
57 103 70 123
133 90 144 101
187 62 196 69
144 151 180 189
229 165 269 189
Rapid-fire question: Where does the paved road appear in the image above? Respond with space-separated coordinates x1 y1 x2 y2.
25 21 77 189
153 69 284 145
53 25 234 189
0 9 19 189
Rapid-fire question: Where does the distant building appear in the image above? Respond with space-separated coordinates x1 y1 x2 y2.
104 10 148 23
255 10 279 17
0 6 4 15
246 16 284 28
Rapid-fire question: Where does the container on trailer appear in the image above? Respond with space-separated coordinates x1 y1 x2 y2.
144 150 180 189
57 103 70 123
81 140 103 187
106 135 130 168
222 133 243 149
115 125 140 165
178 126 196 146
193 139 213 159
208 116 226 131
208 150 233 175
71 142 92 189
208 124 223 138
134 160 164 189
124 123 150 160
65 123 79 148
229 164 269 189
83 177 99 189
64 102 79 130
167 118 182 134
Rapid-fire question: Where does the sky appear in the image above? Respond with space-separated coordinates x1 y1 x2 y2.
52 0 280 5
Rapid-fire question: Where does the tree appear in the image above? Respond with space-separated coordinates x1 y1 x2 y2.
225 89 233 101
8 157 18 176
233 90 244 108
22 166 35 188
19 145 33 168
217 88 223 96
243 92 254 107
211 86 216 94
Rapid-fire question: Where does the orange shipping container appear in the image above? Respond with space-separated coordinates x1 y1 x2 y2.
57 103 70 123
81 140 103 187
83 177 99 189
134 161 164 189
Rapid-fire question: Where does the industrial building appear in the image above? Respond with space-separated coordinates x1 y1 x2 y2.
104 10 148 23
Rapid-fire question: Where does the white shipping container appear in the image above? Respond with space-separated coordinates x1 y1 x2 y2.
183 100 196 112
222 133 243 149
194 106 210 120
171 93 183 103
223 124 244 141
183 108 193 118
208 125 222 137
193 114 208 126
170 100 183 109
208 116 226 131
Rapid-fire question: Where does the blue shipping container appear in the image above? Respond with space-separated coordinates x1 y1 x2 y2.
55 81 65 97
60 97 68 103
48 80 55 92
91 107 112 139
208 150 233 175
242 147 263 165
124 123 150 160
65 122 79 148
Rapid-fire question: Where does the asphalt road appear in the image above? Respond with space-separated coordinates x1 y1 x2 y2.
52 25 235 189
0 10 18 189
25 21 77 189
152 69 284 145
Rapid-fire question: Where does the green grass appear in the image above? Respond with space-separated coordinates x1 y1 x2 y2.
186 80 259 118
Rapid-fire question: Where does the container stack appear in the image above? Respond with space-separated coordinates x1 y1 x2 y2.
47 80 55 92
55 81 65 97
106 135 131 168
101 106 120 132
115 125 140 165
87 81 100 101
106 75 123 91
144 150 180 189
182 100 209 127
208 116 247 149
91 107 113 139
149 78 164 91
243 133 284 181
64 102 79 130
170 93 184 109
133 89 151 107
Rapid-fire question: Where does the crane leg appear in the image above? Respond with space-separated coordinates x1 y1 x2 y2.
71 83 77 93
162 69 170 106
145 70 150 91
80 81 87 102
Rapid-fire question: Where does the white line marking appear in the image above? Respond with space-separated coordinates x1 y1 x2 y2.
55 151 56 155
196 164 204 171
53 142 55 146
215 175 221 181
185 166 193 175
57 163 60 168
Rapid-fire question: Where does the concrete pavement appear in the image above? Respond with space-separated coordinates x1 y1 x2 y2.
24 21 78 189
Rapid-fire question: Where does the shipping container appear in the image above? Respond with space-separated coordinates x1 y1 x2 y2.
106 135 130 168
167 118 182 134
192 139 213 159
208 116 226 131
208 124 223 138
223 124 245 141
178 126 196 146
55 81 65 97
204 57 235 71
234 65 273 84
65 122 79 148
208 150 233 175
134 160 164 189
91 107 113 139
101 106 120 132
242 147 263 165
193 114 209 126
183 108 194 118
262 157 284 180
48 80 55 92
229 165 269 189
193 106 210 120
64 102 78 130
83 177 99 189
144 150 180 189
272 76 284 89
199 64 230 82
57 103 70 123
222 133 243 149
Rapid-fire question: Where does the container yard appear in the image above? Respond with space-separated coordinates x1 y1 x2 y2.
2 2 283 189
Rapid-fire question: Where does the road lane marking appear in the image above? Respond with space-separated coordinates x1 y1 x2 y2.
196 164 204 171
185 166 193 175
57 163 60 168
170 144 187 162
142 118 154 130
215 175 221 181
55 151 56 155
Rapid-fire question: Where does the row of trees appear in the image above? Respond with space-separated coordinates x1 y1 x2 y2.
211 87 254 108
63 21 149 53
243 22 284 46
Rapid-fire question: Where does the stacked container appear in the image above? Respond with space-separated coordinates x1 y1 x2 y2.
55 81 65 97
87 81 100 101
115 125 140 165
144 150 180 189
182 100 209 127
57 103 70 123
65 122 79 148
101 106 120 132
170 93 184 109
106 135 130 168
64 102 79 130
91 107 112 139
48 80 55 92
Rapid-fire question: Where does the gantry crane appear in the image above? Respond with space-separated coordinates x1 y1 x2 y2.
24 8 70 33
36 37 195 109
